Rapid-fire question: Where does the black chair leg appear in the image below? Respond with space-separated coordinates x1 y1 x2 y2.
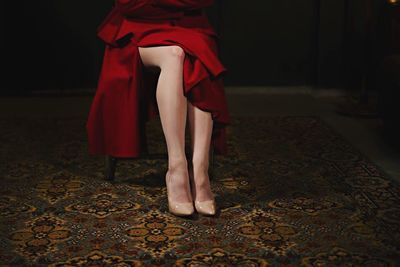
105 155 117 181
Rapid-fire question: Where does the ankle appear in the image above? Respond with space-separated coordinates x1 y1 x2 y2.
191 170 210 188
192 161 209 174
191 153 209 167
192 164 209 176
168 157 188 172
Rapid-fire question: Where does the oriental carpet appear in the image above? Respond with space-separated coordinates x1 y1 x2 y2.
0 116 399 266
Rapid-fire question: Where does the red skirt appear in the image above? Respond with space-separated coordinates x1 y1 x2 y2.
86 13 231 158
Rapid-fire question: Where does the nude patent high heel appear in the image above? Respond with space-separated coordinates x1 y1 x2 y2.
189 167 217 216
194 198 216 216
165 172 194 217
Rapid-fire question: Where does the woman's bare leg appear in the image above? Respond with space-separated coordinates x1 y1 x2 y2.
187 102 214 202
138 45 192 203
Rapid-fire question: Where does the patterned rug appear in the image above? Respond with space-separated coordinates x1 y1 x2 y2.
0 115 399 266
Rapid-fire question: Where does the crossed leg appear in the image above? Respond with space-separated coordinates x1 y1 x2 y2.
138 45 214 204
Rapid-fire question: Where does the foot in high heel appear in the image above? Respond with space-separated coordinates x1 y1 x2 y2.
165 171 194 217
189 167 217 216
194 198 216 216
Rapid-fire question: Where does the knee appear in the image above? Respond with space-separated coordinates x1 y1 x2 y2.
158 45 185 70
166 45 185 62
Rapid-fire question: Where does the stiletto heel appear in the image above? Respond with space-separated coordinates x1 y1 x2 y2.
165 172 194 216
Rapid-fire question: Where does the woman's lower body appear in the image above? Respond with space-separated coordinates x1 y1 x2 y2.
138 45 216 216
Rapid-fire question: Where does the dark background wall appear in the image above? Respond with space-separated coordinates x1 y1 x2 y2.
218 1 315 86
3 1 112 94
1 0 391 95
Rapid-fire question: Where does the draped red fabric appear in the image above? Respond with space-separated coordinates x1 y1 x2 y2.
86 0 231 158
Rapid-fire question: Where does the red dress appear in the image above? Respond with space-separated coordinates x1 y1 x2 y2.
86 0 230 158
